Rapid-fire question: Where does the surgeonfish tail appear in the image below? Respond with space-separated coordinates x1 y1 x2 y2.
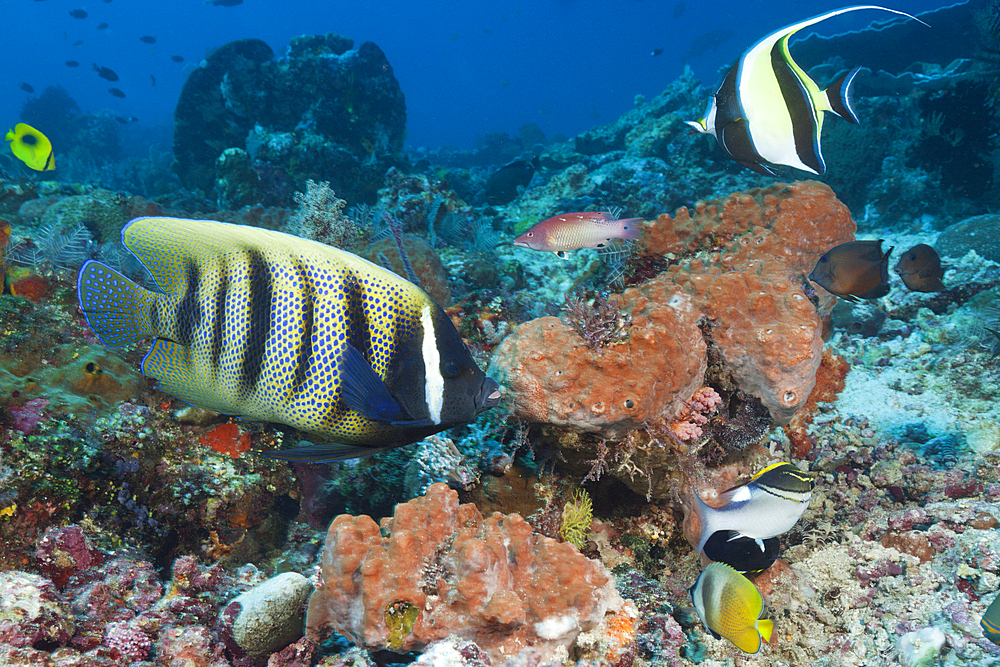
757 618 774 644
77 260 156 347
825 66 861 124
693 493 716 554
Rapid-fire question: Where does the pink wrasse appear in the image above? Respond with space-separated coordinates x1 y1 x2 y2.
512 211 643 258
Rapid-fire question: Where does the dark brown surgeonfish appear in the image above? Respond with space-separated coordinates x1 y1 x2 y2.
894 243 945 292
809 240 893 301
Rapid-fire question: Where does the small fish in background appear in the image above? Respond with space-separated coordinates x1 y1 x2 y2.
72 39 84 46
702 532 780 575
150 75 156 86
689 562 774 653
140 35 157 44
171 55 185 62
77 217 501 462
651 47 664 57
809 239 893 302
206 0 244 5
512 210 643 259
93 64 119 81
19 83 34 93
692 462 815 555
69 9 88 18
108 88 126 98
686 7 924 176
680 28 733 62
484 156 538 206
65 60 80 67
983 592 1000 644
97 22 109 30
894 243 945 292
114 115 138 124
5 123 55 171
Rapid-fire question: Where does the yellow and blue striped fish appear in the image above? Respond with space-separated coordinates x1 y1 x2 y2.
77 217 501 460
693 462 815 555
689 562 774 653
984 592 1000 645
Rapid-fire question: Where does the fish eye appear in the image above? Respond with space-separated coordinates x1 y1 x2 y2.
526 232 534 238
908 254 916 260
442 360 461 378
819 256 828 263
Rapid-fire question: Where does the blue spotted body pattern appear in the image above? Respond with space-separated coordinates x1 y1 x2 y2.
77 217 501 460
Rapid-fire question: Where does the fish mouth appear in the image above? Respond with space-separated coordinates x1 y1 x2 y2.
476 377 502 411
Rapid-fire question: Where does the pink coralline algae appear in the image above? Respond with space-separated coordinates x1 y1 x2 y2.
306 483 622 663
8 397 49 434
0 570 75 648
36 524 105 588
103 620 151 661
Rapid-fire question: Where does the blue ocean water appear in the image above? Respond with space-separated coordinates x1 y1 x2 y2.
6 0 948 150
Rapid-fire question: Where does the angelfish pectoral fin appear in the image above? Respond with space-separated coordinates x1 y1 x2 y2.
339 343 412 423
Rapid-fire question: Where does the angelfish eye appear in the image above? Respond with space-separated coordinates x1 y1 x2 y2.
443 361 461 378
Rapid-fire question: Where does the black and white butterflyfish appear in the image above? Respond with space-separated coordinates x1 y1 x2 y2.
686 5 925 176
693 462 815 555
77 217 502 461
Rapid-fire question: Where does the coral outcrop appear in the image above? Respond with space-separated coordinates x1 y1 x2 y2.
173 34 406 204
305 483 622 663
492 180 854 435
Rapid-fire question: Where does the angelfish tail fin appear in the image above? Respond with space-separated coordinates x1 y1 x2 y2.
77 260 156 347
825 66 861 124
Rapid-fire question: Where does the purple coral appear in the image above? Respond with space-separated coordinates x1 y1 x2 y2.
36 524 104 587
103 621 151 661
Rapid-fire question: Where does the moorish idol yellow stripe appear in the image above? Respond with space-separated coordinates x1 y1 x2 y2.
76 217 501 461
5 123 55 171
686 6 925 176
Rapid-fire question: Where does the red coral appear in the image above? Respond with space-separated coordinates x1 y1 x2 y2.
8 397 50 435
36 525 105 588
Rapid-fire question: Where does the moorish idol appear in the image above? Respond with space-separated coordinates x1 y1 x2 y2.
686 6 925 175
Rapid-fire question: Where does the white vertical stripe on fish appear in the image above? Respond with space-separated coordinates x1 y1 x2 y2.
421 305 443 425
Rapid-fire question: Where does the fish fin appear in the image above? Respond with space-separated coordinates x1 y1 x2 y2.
716 483 752 505
730 627 764 653
693 494 717 554
757 619 774 644
708 628 722 640
726 530 749 543
825 66 860 124
263 442 388 462
339 343 412 423
555 251 568 259
618 218 644 240
77 260 156 347
142 338 233 412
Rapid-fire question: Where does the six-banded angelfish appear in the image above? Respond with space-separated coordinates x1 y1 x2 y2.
693 462 815 555
76 217 501 461
511 210 643 259
686 6 925 176
983 592 1000 645
689 562 774 653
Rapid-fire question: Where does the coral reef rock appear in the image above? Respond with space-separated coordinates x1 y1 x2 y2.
305 483 622 663
173 34 405 204
492 181 855 439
